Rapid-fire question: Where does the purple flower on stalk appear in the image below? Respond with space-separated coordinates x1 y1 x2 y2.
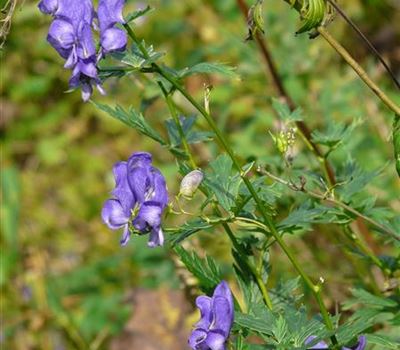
101 152 169 247
39 0 104 101
305 335 367 350
98 0 127 58
189 281 234 350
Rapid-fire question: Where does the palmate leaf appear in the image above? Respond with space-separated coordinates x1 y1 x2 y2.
94 102 166 145
234 310 275 336
174 246 221 293
179 62 239 79
336 161 383 202
204 154 243 211
277 201 331 232
311 121 356 149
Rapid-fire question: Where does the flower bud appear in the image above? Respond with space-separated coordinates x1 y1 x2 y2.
179 170 203 198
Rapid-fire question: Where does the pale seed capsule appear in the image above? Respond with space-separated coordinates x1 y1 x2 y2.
179 170 204 198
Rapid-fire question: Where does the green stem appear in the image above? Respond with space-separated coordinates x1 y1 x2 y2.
159 82 197 169
158 72 273 309
125 24 335 339
317 27 400 116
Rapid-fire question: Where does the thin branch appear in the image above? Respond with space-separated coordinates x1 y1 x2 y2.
326 0 400 90
260 168 400 242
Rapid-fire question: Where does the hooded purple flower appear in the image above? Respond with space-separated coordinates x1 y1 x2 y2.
101 152 169 247
98 0 127 58
305 335 367 350
39 0 104 101
189 281 234 350
39 0 127 101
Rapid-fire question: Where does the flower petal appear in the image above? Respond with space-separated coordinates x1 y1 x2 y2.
112 161 135 212
98 0 125 32
133 202 162 231
205 330 227 350
147 226 164 248
101 27 127 54
151 168 169 207
38 0 59 15
119 225 131 246
101 199 129 229
194 296 213 329
305 336 329 349
76 22 96 59
210 296 233 337
188 328 208 350
47 19 75 57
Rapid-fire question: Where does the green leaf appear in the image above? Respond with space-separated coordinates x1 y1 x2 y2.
311 121 355 149
93 102 166 145
344 288 398 309
234 311 275 336
174 246 221 293
167 218 213 245
337 162 383 202
366 333 400 349
112 42 164 69
179 62 239 79
272 315 289 343
204 154 242 211
278 201 329 232
271 98 303 122
125 5 153 23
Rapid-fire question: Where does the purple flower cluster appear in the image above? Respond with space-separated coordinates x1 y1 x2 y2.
38 0 127 101
306 335 367 350
189 281 234 350
101 152 168 247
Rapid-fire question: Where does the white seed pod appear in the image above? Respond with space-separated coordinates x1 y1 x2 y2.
179 170 204 198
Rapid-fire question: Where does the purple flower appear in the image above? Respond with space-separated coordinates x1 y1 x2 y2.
101 152 169 247
39 0 127 101
305 335 367 350
189 281 234 350
98 0 127 57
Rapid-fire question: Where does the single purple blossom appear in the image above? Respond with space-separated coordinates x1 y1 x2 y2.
98 0 127 57
189 281 234 350
305 335 367 350
101 152 168 247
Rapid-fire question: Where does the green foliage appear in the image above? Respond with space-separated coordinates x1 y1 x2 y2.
178 62 239 79
174 246 221 293
94 102 166 145
204 154 243 212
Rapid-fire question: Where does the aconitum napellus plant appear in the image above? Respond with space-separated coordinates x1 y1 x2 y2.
38 0 127 101
37 0 400 349
101 152 168 247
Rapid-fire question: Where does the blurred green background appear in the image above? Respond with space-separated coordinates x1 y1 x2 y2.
1 0 399 349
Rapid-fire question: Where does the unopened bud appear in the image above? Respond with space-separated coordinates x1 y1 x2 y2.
179 170 204 198
246 0 265 41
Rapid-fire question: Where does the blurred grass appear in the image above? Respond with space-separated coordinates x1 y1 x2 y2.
1 0 399 349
